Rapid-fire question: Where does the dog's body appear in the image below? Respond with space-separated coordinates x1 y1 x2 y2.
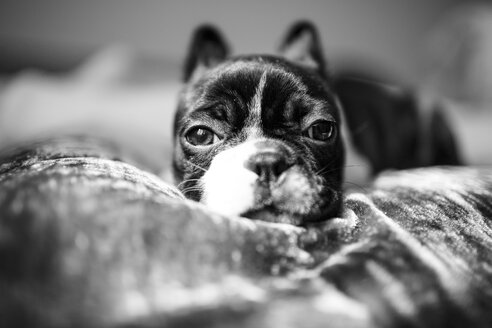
333 72 461 176
172 22 461 225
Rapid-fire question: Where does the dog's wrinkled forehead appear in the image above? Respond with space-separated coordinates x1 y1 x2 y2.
182 57 338 131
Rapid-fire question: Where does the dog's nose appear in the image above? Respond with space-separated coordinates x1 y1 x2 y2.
246 150 292 184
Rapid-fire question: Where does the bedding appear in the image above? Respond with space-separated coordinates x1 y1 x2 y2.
1 136 492 328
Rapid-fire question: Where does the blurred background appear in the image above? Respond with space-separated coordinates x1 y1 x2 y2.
0 0 478 80
0 0 491 177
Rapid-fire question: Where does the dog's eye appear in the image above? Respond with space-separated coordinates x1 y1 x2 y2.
305 121 335 141
185 127 220 146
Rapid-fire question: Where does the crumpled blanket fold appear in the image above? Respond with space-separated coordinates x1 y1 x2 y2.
1 137 491 328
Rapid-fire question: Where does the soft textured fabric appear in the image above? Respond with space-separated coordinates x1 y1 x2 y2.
1 137 491 328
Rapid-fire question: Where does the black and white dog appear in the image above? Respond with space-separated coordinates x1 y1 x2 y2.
172 21 460 225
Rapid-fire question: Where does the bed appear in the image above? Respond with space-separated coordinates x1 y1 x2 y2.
1 136 491 328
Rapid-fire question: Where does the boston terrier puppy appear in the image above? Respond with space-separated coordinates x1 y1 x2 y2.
171 21 461 226
172 22 344 225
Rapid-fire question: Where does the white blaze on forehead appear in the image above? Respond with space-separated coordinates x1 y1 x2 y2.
250 71 268 119
244 71 268 139
200 140 260 217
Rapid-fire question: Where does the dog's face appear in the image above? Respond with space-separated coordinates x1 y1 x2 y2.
173 22 344 225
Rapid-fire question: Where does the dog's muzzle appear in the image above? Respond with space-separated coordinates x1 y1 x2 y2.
199 139 322 224
245 142 294 186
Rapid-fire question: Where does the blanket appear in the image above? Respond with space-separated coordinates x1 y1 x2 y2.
1 137 492 328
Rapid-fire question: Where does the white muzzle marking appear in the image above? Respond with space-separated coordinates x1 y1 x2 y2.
200 141 260 217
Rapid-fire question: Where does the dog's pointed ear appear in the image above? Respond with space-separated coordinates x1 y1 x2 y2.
279 21 327 76
183 25 229 82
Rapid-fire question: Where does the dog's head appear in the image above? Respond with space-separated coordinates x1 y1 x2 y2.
172 22 345 225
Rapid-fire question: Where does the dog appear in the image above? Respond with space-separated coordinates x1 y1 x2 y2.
172 22 344 225
172 21 461 226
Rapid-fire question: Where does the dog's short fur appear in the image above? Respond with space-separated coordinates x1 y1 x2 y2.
173 22 344 225
172 22 461 225
333 72 461 175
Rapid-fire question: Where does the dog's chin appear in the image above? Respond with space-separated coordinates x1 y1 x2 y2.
240 192 340 225
241 206 303 225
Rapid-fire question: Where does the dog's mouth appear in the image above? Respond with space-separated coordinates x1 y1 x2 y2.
241 205 304 225
239 172 338 225
240 185 339 226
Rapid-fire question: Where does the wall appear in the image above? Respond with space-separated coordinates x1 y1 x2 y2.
0 0 460 82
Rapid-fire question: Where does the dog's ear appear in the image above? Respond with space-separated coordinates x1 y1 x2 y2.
183 25 229 82
279 21 327 77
